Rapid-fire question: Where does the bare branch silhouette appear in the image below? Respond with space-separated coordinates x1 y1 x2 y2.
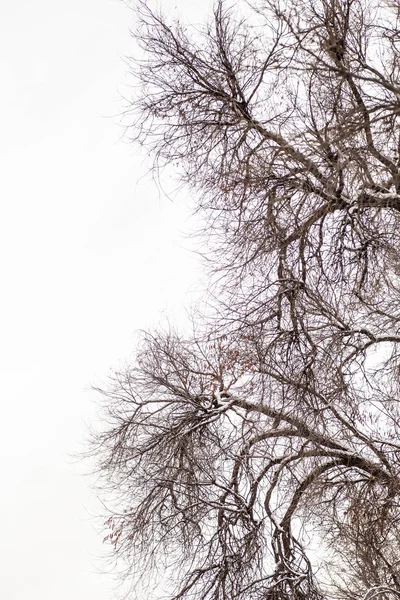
90 1 400 599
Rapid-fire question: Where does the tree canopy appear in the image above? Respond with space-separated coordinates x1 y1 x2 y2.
91 1 400 599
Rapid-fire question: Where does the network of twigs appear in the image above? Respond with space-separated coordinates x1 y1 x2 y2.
91 1 400 599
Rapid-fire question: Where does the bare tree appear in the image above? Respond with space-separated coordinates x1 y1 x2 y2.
91 1 400 599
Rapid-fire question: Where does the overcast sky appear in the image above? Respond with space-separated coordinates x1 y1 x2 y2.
0 0 211 598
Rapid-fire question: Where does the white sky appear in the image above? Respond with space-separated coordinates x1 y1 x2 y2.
0 0 211 598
